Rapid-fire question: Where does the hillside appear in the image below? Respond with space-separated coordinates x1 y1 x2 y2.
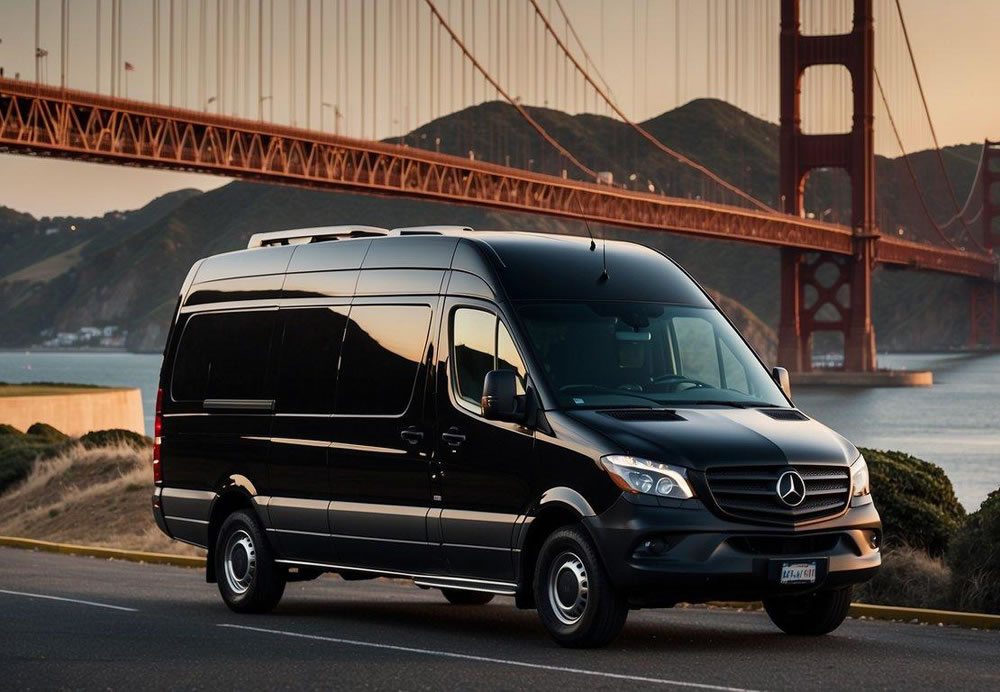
0 99 985 357
0 440 202 555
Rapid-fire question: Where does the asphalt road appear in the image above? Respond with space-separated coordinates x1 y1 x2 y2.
1 548 998 691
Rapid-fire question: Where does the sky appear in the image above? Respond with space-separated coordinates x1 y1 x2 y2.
0 0 997 219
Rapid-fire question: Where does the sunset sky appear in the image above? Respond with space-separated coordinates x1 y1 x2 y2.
0 0 996 218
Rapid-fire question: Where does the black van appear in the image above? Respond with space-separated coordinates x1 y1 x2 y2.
152 225 880 647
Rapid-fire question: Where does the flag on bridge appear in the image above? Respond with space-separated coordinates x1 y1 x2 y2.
124 62 135 72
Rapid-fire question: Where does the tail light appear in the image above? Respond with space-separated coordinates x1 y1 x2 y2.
152 388 163 485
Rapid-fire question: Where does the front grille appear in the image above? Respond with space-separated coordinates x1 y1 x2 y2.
704 464 851 525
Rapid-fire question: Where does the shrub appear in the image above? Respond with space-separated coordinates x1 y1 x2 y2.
0 427 152 496
855 545 953 610
79 429 151 449
947 489 1000 615
25 422 68 442
860 447 964 557
0 428 65 494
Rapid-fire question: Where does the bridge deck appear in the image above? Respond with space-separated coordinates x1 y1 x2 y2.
0 78 995 281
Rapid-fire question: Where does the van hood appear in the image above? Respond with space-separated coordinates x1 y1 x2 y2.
563 407 859 469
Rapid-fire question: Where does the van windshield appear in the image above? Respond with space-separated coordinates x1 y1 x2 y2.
517 302 788 410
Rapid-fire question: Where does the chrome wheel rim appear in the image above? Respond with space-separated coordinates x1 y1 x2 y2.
224 529 256 595
548 551 589 625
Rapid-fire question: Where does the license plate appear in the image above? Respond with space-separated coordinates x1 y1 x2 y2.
779 561 817 585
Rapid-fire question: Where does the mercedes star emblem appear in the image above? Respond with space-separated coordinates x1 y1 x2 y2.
776 470 807 507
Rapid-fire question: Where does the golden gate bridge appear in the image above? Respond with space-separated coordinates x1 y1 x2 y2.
0 0 996 371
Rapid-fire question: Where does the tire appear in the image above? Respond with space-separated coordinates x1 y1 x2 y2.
215 509 287 613
763 587 853 636
441 589 495 606
533 526 628 648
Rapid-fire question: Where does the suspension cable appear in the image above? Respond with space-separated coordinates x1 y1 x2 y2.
528 0 774 212
874 67 962 251
422 0 597 179
892 0 986 252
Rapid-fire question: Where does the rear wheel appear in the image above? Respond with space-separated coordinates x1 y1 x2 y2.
215 509 286 613
533 526 628 648
763 587 852 635
440 589 495 605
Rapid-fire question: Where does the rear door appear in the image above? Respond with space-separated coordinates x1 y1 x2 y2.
163 308 277 544
326 297 439 573
434 299 535 581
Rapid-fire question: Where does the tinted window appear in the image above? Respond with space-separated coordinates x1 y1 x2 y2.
497 322 527 395
275 307 349 413
453 309 496 406
172 310 276 401
452 308 527 410
336 305 432 415
517 302 787 409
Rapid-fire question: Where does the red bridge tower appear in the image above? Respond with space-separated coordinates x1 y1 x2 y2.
777 0 877 372
970 140 1000 348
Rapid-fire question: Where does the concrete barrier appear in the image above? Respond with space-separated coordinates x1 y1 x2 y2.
0 536 205 568
0 387 144 436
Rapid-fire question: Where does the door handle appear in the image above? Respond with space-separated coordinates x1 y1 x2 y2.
441 427 466 447
400 427 424 445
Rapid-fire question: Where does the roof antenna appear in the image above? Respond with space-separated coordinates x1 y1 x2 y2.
574 194 609 281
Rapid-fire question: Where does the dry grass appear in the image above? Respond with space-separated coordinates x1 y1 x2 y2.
0 384 119 397
0 442 204 556
855 545 954 610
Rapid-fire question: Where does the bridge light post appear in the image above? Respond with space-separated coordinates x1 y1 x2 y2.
259 95 274 121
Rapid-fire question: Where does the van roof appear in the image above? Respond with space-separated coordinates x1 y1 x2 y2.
192 227 712 307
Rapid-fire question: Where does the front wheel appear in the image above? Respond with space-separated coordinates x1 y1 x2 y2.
215 509 287 613
534 526 628 648
763 587 852 635
441 589 495 605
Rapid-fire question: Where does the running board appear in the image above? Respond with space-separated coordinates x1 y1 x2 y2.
413 578 517 596
275 559 518 596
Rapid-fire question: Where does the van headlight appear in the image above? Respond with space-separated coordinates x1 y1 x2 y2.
851 455 870 497
601 455 695 499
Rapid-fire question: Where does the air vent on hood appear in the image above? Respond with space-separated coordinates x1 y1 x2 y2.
600 409 685 422
759 409 809 421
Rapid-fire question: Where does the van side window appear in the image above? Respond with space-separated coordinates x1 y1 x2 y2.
453 309 496 406
497 322 527 395
452 308 527 411
171 310 276 401
275 307 349 413
336 305 432 415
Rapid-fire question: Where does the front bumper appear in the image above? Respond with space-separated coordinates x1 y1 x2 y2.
583 494 881 606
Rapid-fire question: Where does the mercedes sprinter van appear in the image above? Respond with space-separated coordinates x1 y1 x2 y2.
152 226 881 647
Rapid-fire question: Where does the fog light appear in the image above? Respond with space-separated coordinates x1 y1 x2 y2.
634 537 668 557
868 531 880 550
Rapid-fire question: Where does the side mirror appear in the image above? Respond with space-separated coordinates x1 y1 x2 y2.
772 366 792 400
481 369 525 423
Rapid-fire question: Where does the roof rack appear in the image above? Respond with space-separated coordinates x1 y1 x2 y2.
389 225 474 236
247 225 389 248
